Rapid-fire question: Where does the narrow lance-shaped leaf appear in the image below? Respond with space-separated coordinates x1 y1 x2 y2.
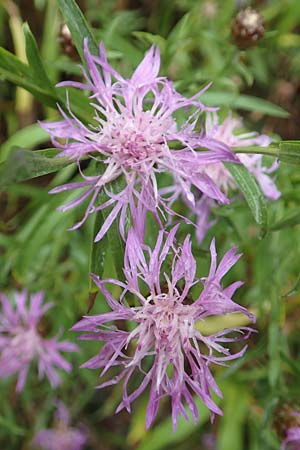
88 162 118 308
0 124 49 162
0 46 93 122
225 162 268 231
282 271 300 298
234 140 300 165
89 209 109 299
201 91 289 118
0 148 74 188
0 47 58 107
57 0 98 62
88 168 126 303
23 22 54 91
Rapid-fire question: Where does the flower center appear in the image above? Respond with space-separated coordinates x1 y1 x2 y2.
100 110 175 167
11 327 41 363
138 293 195 347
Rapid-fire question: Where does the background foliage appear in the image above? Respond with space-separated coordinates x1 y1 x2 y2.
1 0 300 449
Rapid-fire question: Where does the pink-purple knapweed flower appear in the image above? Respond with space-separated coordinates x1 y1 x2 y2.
72 226 255 430
33 401 87 450
41 41 238 242
205 113 280 200
0 290 78 391
165 112 280 242
281 410 300 450
282 426 300 450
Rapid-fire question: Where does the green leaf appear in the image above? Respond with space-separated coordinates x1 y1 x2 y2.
57 0 98 61
217 382 249 450
88 162 125 297
0 46 92 122
23 22 54 90
136 385 223 450
278 140 300 164
0 46 30 78
270 208 300 231
234 140 300 165
201 91 289 118
268 322 281 389
132 31 166 52
89 211 109 294
0 124 49 162
0 147 73 188
282 271 300 297
0 47 58 107
104 178 128 281
225 162 268 230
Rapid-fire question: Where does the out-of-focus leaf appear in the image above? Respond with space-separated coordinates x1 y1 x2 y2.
268 288 282 390
0 147 73 188
0 124 49 162
57 0 98 61
225 162 268 231
0 47 57 107
132 31 166 51
217 382 249 450
136 386 223 450
268 322 281 389
282 271 300 297
201 91 289 118
0 416 25 437
270 209 300 231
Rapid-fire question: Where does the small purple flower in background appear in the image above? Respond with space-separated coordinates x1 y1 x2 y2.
279 409 300 450
41 41 238 242
72 227 255 430
0 291 78 391
204 113 280 200
282 425 300 450
33 401 87 450
166 112 280 242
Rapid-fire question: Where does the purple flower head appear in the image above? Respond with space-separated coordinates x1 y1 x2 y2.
282 426 300 450
204 112 280 200
72 227 255 430
166 112 280 242
33 401 87 450
41 41 238 242
280 410 300 450
0 291 78 391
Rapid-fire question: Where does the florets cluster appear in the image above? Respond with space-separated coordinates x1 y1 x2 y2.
0 291 78 391
33 402 87 450
26 39 282 433
41 41 239 241
72 227 255 429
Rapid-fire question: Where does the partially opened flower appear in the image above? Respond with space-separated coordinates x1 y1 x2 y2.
166 112 280 242
33 401 87 450
72 227 255 430
0 291 78 391
41 41 238 242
